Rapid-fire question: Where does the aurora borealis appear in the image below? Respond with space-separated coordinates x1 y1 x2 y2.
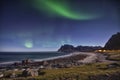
0 0 120 52
24 40 33 48
33 0 99 20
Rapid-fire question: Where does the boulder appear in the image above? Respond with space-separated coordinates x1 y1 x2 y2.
10 72 16 78
107 63 120 68
22 68 38 77
0 73 4 78
22 59 33 65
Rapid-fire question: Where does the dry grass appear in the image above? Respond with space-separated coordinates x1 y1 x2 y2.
1 62 120 80
106 52 120 61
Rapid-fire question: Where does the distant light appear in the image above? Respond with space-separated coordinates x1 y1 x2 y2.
103 50 106 52
98 50 102 52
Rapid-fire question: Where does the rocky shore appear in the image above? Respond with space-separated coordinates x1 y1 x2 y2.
0 52 89 69
0 52 120 80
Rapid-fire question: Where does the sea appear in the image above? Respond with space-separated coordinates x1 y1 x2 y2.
0 52 67 64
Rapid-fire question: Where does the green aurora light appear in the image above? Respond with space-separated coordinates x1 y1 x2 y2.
32 0 100 20
24 40 33 48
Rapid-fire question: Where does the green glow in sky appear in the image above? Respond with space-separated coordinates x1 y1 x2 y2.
24 40 33 48
33 0 99 20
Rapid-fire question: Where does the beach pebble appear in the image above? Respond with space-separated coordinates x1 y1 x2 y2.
0 73 4 78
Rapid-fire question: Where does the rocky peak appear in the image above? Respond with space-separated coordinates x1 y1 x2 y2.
104 32 120 50
58 44 102 53
58 44 75 53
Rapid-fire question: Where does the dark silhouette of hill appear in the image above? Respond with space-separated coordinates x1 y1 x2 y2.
58 44 102 53
75 46 102 52
104 32 120 50
58 44 75 53
58 32 120 52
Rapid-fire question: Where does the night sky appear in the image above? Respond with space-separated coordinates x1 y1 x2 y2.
0 0 120 52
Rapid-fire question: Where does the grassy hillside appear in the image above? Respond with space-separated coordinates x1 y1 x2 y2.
1 62 120 80
106 52 120 61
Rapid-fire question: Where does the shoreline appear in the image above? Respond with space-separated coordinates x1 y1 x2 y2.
1 52 111 69
0 52 90 66
0 52 120 80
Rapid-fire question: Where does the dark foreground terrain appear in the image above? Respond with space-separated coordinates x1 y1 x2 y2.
0 52 120 80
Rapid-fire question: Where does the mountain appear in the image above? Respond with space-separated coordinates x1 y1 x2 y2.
58 44 75 53
58 44 102 53
75 46 102 52
104 32 120 50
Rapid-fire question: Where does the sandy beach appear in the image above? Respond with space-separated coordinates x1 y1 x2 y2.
77 52 98 63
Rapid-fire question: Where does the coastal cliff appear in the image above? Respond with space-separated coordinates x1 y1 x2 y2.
58 44 75 53
58 32 120 53
104 32 120 50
